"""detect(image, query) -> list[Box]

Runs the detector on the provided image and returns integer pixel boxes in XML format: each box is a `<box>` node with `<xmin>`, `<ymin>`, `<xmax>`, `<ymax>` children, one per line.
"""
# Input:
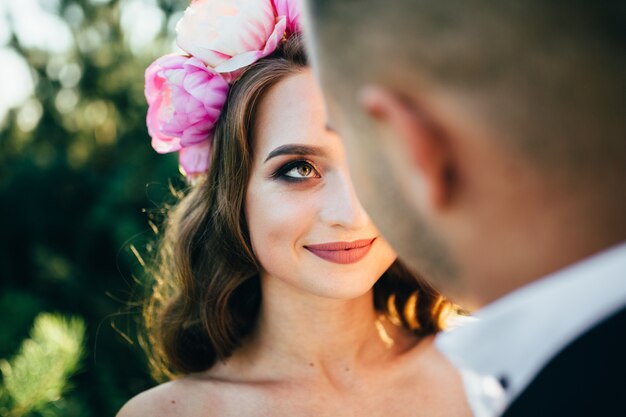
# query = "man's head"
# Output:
<box><xmin>304</xmin><ymin>0</ymin><xmax>626</xmax><ymax>307</ymax></box>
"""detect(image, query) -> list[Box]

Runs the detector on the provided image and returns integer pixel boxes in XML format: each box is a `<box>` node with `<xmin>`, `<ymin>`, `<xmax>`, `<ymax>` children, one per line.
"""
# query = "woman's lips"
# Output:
<box><xmin>304</xmin><ymin>238</ymin><xmax>376</xmax><ymax>264</ymax></box>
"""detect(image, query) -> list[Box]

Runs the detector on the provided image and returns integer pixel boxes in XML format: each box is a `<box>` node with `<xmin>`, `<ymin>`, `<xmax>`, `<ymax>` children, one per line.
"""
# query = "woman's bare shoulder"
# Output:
<box><xmin>400</xmin><ymin>336</ymin><xmax>473</xmax><ymax>416</ymax></box>
<box><xmin>401</xmin><ymin>334</ymin><xmax>463</xmax><ymax>385</ymax></box>
<box><xmin>116</xmin><ymin>380</ymin><xmax>191</xmax><ymax>417</ymax></box>
<box><xmin>116</xmin><ymin>377</ymin><xmax>221</xmax><ymax>417</ymax></box>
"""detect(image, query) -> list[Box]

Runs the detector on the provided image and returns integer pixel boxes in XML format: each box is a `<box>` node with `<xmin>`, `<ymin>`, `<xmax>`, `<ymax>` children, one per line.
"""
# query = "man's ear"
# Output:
<box><xmin>359</xmin><ymin>85</ymin><xmax>454</xmax><ymax>209</ymax></box>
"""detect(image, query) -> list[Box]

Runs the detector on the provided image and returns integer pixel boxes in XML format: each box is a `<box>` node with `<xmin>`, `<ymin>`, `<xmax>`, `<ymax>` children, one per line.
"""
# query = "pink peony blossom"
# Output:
<box><xmin>272</xmin><ymin>0</ymin><xmax>301</xmax><ymax>35</ymax></box>
<box><xmin>178</xmin><ymin>140</ymin><xmax>212</xmax><ymax>177</ymax></box>
<box><xmin>176</xmin><ymin>0</ymin><xmax>287</xmax><ymax>80</ymax></box>
<box><xmin>145</xmin><ymin>54</ymin><xmax>228</xmax><ymax>174</ymax></box>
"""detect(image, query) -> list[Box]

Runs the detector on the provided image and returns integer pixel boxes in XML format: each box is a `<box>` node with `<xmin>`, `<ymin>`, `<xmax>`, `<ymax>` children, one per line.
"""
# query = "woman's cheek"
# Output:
<box><xmin>264</xmin><ymin>192</ymin><xmax>314</xmax><ymax>243</ymax></box>
<box><xmin>247</xmin><ymin>183</ymin><xmax>317</xmax><ymax>268</ymax></box>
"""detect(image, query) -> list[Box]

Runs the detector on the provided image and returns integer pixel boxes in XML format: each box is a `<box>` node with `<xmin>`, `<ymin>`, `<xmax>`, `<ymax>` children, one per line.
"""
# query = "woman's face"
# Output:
<box><xmin>245</xmin><ymin>69</ymin><xmax>397</xmax><ymax>299</ymax></box>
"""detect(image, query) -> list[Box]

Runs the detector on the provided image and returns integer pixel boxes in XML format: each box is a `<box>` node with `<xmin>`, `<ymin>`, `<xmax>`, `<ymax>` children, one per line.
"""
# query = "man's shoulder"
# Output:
<box><xmin>503</xmin><ymin>304</ymin><xmax>626</xmax><ymax>417</ymax></box>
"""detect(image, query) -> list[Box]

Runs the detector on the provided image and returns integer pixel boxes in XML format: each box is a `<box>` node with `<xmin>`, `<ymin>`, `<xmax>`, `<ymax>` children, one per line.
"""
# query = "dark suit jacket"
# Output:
<box><xmin>502</xmin><ymin>304</ymin><xmax>626</xmax><ymax>417</ymax></box>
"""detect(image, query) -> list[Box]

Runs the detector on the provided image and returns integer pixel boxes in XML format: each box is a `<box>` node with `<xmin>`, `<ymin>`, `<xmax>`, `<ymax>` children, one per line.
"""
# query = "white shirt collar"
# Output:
<box><xmin>436</xmin><ymin>241</ymin><xmax>626</xmax><ymax>417</ymax></box>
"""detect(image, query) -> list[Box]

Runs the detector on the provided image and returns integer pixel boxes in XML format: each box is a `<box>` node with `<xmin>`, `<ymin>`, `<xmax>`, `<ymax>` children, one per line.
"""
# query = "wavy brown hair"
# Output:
<box><xmin>143</xmin><ymin>35</ymin><xmax>456</xmax><ymax>381</ymax></box>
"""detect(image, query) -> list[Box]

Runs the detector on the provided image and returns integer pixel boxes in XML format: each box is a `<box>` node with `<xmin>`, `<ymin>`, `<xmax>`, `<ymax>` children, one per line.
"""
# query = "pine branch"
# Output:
<box><xmin>0</xmin><ymin>313</ymin><xmax>86</xmax><ymax>417</ymax></box>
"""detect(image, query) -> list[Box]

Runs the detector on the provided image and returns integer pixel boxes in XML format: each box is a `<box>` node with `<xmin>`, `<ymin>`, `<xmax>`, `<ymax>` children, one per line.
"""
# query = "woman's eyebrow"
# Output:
<box><xmin>264</xmin><ymin>144</ymin><xmax>325</xmax><ymax>163</ymax></box>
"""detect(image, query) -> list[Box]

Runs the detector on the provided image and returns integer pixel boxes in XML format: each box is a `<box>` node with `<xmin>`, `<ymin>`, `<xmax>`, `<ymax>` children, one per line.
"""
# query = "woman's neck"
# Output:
<box><xmin>214</xmin><ymin>273</ymin><xmax>414</xmax><ymax>383</ymax></box>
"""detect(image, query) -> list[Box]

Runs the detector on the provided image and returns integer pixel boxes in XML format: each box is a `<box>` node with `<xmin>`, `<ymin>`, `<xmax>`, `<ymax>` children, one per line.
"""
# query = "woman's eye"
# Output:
<box><xmin>275</xmin><ymin>161</ymin><xmax>321</xmax><ymax>181</ymax></box>
<box><xmin>287</xmin><ymin>163</ymin><xmax>313</xmax><ymax>178</ymax></box>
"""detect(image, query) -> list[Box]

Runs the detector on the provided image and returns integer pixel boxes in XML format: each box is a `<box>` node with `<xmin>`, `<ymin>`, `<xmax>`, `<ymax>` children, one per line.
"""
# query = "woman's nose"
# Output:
<box><xmin>319</xmin><ymin>170</ymin><xmax>369</xmax><ymax>231</ymax></box>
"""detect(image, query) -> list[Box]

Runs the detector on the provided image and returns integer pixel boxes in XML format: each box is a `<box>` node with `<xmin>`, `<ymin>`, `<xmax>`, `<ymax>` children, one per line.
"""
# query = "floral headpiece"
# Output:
<box><xmin>145</xmin><ymin>0</ymin><xmax>302</xmax><ymax>178</ymax></box>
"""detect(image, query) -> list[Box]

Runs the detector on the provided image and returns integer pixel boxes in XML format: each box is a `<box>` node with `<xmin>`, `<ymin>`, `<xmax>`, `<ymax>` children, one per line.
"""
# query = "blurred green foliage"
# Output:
<box><xmin>0</xmin><ymin>313</ymin><xmax>86</xmax><ymax>417</ymax></box>
<box><xmin>0</xmin><ymin>0</ymin><xmax>188</xmax><ymax>415</ymax></box>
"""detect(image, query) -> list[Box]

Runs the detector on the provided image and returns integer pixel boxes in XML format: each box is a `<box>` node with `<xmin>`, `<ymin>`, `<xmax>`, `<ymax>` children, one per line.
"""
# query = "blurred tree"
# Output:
<box><xmin>0</xmin><ymin>0</ymin><xmax>188</xmax><ymax>415</ymax></box>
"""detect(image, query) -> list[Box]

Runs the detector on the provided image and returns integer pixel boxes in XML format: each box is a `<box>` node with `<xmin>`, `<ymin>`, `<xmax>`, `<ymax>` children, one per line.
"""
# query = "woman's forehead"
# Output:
<box><xmin>254</xmin><ymin>70</ymin><xmax>331</xmax><ymax>152</ymax></box>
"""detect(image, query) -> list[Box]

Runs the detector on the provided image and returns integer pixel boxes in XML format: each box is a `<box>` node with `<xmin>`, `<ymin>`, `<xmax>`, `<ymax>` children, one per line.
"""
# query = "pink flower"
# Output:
<box><xmin>272</xmin><ymin>0</ymin><xmax>301</xmax><ymax>35</ymax></box>
<box><xmin>176</xmin><ymin>0</ymin><xmax>287</xmax><ymax>80</ymax></box>
<box><xmin>179</xmin><ymin>140</ymin><xmax>212</xmax><ymax>177</ymax></box>
<box><xmin>145</xmin><ymin>54</ymin><xmax>228</xmax><ymax>174</ymax></box>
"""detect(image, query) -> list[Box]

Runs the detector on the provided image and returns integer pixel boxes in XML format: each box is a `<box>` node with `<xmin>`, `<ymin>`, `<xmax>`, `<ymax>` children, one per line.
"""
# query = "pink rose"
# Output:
<box><xmin>176</xmin><ymin>0</ymin><xmax>287</xmax><ymax>80</ymax></box>
<box><xmin>144</xmin><ymin>54</ymin><xmax>228</xmax><ymax>173</ymax></box>
<box><xmin>272</xmin><ymin>0</ymin><xmax>301</xmax><ymax>35</ymax></box>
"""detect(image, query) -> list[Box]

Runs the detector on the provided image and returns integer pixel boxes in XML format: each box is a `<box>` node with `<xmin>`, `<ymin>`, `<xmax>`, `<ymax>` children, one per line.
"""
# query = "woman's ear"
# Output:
<box><xmin>359</xmin><ymin>85</ymin><xmax>454</xmax><ymax>210</ymax></box>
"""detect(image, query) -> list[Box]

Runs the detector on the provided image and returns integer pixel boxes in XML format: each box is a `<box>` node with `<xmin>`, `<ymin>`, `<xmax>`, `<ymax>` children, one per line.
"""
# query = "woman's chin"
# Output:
<box><xmin>286</xmin><ymin>271</ymin><xmax>380</xmax><ymax>301</ymax></box>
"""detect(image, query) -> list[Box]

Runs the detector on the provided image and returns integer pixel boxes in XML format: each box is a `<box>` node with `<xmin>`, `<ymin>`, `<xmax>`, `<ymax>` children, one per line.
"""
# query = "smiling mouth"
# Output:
<box><xmin>304</xmin><ymin>238</ymin><xmax>376</xmax><ymax>264</ymax></box>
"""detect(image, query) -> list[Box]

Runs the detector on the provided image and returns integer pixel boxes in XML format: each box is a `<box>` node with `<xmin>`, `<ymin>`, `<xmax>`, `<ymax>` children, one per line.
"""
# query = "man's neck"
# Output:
<box><xmin>469</xmin><ymin>233</ymin><xmax>626</xmax><ymax>309</ymax></box>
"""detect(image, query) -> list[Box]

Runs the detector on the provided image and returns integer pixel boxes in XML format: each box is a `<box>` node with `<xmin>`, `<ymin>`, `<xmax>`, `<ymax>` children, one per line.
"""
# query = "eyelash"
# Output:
<box><xmin>271</xmin><ymin>159</ymin><xmax>322</xmax><ymax>183</ymax></box>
